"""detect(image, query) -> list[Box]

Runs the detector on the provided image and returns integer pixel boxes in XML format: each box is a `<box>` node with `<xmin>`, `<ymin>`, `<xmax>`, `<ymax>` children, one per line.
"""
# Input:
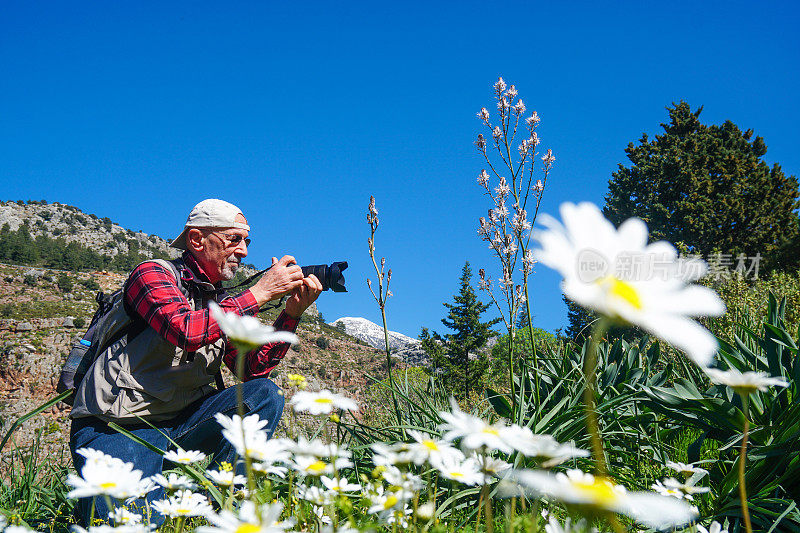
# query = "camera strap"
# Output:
<box><xmin>218</xmin><ymin>265</ymin><xmax>286</xmax><ymax>313</ymax></box>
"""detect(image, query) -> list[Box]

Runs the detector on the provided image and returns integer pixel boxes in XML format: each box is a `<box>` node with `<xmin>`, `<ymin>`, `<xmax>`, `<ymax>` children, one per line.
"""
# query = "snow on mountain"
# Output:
<box><xmin>330</xmin><ymin>316</ymin><xmax>427</xmax><ymax>365</ymax></box>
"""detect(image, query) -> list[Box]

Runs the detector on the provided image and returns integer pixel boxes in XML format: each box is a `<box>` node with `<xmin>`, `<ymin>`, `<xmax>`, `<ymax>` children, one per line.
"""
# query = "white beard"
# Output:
<box><xmin>221</xmin><ymin>260</ymin><xmax>240</xmax><ymax>281</ymax></box>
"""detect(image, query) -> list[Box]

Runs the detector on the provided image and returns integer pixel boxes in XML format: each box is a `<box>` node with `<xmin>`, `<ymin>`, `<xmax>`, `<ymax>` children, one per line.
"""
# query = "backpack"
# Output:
<box><xmin>57</xmin><ymin>259</ymin><xmax>194</xmax><ymax>405</ymax></box>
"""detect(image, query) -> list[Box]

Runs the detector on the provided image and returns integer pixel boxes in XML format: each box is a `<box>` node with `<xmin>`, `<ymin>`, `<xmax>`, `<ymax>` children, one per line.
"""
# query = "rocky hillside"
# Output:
<box><xmin>0</xmin><ymin>200</ymin><xmax>174</xmax><ymax>260</ymax></box>
<box><xmin>330</xmin><ymin>316</ymin><xmax>427</xmax><ymax>365</ymax></box>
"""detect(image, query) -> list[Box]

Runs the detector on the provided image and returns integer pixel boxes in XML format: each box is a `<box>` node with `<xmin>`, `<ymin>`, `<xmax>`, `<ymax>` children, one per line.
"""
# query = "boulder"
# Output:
<box><xmin>62</xmin><ymin>317</ymin><xmax>75</xmax><ymax>328</ymax></box>
<box><xmin>16</xmin><ymin>321</ymin><xmax>33</xmax><ymax>332</ymax></box>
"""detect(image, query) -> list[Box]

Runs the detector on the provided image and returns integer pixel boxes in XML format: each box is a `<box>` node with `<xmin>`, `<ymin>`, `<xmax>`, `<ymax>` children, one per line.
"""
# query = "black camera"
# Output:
<box><xmin>301</xmin><ymin>261</ymin><xmax>348</xmax><ymax>292</ymax></box>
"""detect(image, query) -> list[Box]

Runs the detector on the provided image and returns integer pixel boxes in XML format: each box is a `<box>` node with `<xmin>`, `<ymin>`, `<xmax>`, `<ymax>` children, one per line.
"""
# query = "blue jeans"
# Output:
<box><xmin>69</xmin><ymin>378</ymin><xmax>284</xmax><ymax>526</ymax></box>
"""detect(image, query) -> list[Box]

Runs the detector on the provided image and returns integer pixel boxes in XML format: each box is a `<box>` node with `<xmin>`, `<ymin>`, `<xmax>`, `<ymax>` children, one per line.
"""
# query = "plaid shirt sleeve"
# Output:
<box><xmin>125</xmin><ymin>261</ymin><xmax>299</xmax><ymax>380</ymax></box>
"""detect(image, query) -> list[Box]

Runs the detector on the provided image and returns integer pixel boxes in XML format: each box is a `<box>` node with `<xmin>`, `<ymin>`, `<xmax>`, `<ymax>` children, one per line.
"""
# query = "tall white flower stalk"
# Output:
<box><xmin>475</xmin><ymin>77</ymin><xmax>555</xmax><ymax>416</ymax></box>
<box><xmin>366</xmin><ymin>195</ymin><xmax>402</xmax><ymax>429</ymax></box>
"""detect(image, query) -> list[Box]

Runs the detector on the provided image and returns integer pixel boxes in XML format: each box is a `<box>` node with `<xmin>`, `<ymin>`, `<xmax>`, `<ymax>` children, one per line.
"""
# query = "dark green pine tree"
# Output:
<box><xmin>420</xmin><ymin>262</ymin><xmax>499</xmax><ymax>398</ymax></box>
<box><xmin>604</xmin><ymin>101</ymin><xmax>800</xmax><ymax>273</ymax></box>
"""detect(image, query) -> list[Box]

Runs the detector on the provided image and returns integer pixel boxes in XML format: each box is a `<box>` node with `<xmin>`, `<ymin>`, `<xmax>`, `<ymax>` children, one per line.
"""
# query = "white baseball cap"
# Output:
<box><xmin>170</xmin><ymin>199</ymin><xmax>250</xmax><ymax>250</ymax></box>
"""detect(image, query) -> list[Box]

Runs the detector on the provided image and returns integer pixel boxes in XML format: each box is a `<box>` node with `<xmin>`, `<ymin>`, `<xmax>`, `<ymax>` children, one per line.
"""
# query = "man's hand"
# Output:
<box><xmin>285</xmin><ymin>274</ymin><xmax>323</xmax><ymax>319</ymax></box>
<box><xmin>250</xmin><ymin>255</ymin><xmax>304</xmax><ymax>306</ymax></box>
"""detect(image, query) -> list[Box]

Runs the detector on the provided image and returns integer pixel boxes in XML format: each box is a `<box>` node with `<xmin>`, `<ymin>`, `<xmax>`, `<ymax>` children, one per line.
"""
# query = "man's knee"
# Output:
<box><xmin>242</xmin><ymin>378</ymin><xmax>285</xmax><ymax>430</ymax></box>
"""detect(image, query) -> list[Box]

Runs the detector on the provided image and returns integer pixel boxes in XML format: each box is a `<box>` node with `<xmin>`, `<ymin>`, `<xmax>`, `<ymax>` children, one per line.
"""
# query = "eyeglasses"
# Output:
<box><xmin>208</xmin><ymin>231</ymin><xmax>251</xmax><ymax>248</ymax></box>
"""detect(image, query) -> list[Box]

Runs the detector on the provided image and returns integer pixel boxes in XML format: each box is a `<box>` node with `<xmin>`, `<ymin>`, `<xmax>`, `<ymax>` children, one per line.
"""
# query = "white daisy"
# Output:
<box><xmin>151</xmin><ymin>489</ymin><xmax>212</xmax><ymax>518</ymax></box>
<box><xmin>696</xmin><ymin>521</ymin><xmax>728</xmax><ymax>533</ymax></box>
<box><xmin>502</xmin><ymin>428</ymin><xmax>589</xmax><ymax>467</ymax></box>
<box><xmin>290</xmin><ymin>455</ymin><xmax>333</xmax><ymax>477</ymax></box>
<box><xmin>109</xmin><ymin>507</ymin><xmax>143</xmax><ymax>525</ymax></box>
<box><xmin>252</xmin><ymin>462</ymin><xmax>288</xmax><ymax>478</ymax></box>
<box><xmin>652</xmin><ymin>479</ymin><xmax>689</xmax><ymax>500</ymax></box>
<box><xmin>290</xmin><ymin>389</ymin><xmax>358</xmax><ymax>415</ymax></box>
<box><xmin>312</xmin><ymin>505</ymin><xmax>333</xmax><ymax>525</ymax></box>
<box><xmin>163</xmin><ymin>448</ymin><xmax>207</xmax><ymax>465</ymax></box>
<box><xmin>434</xmin><ymin>456</ymin><xmax>484</xmax><ymax>486</ymax></box>
<box><xmin>663</xmin><ymin>477</ymin><xmax>711</xmax><ymax>498</ymax></box>
<box><xmin>214</xmin><ymin>412</ymin><xmax>271</xmax><ymax>459</ymax></box>
<box><xmin>533</xmin><ymin>202</ymin><xmax>725</xmax><ymax>367</ymax></box>
<box><xmin>416</xmin><ymin>501</ymin><xmax>436</xmax><ymax>520</ymax></box>
<box><xmin>320</xmin><ymin>475</ymin><xmax>362</xmax><ymax>493</ymax></box>
<box><xmin>72</xmin><ymin>526</ymin><xmax>153</xmax><ymax>533</ymax></box>
<box><xmin>704</xmin><ymin>367</ymin><xmax>789</xmax><ymax>395</ymax></box>
<box><xmin>205</xmin><ymin>469</ymin><xmax>247</xmax><ymax>487</ymax></box>
<box><xmin>67</xmin><ymin>455</ymin><xmax>149</xmax><ymax>500</ymax></box>
<box><xmin>380</xmin><ymin>466</ymin><xmax>424</xmax><ymax>492</ymax></box>
<box><xmin>666</xmin><ymin>461</ymin><xmax>709</xmax><ymax>479</ymax></box>
<box><xmin>76</xmin><ymin>448</ymin><xmax>124</xmax><ymax>467</ymax></box>
<box><xmin>544</xmin><ymin>516</ymin><xmax>598</xmax><ymax>533</ymax></box>
<box><xmin>289</xmin><ymin>436</ymin><xmax>332</xmax><ymax>459</ymax></box>
<box><xmin>438</xmin><ymin>400</ymin><xmax>513</xmax><ymax>453</ymax></box>
<box><xmin>197</xmin><ymin>500</ymin><xmax>293</xmax><ymax>533</ymax></box>
<box><xmin>406</xmin><ymin>429</ymin><xmax>464</xmax><ymax>467</ymax></box>
<box><xmin>380</xmin><ymin>504</ymin><xmax>412</xmax><ymax>528</ymax></box>
<box><xmin>5</xmin><ymin>526</ymin><xmax>35</xmax><ymax>533</ymax></box>
<box><xmin>476</xmin><ymin>455</ymin><xmax>512</xmax><ymax>483</ymax></box>
<box><xmin>298</xmin><ymin>485</ymin><xmax>335</xmax><ymax>506</ymax></box>
<box><xmin>511</xmin><ymin>468</ymin><xmax>697</xmax><ymax>530</ymax></box>
<box><xmin>209</xmin><ymin>301</ymin><xmax>298</xmax><ymax>352</ymax></box>
<box><xmin>150</xmin><ymin>473</ymin><xmax>197</xmax><ymax>491</ymax></box>
<box><xmin>366</xmin><ymin>486</ymin><xmax>410</xmax><ymax>514</ymax></box>
<box><xmin>370</xmin><ymin>441</ymin><xmax>414</xmax><ymax>466</ymax></box>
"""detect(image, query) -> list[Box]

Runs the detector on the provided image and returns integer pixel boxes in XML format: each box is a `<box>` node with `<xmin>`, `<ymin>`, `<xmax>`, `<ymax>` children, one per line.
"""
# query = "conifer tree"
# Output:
<box><xmin>604</xmin><ymin>101</ymin><xmax>800</xmax><ymax>272</ymax></box>
<box><xmin>421</xmin><ymin>262</ymin><xmax>499</xmax><ymax>398</ymax></box>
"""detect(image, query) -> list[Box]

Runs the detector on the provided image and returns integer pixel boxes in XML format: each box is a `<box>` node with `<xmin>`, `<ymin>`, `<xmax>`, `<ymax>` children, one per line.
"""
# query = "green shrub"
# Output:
<box><xmin>80</xmin><ymin>278</ymin><xmax>100</xmax><ymax>290</ymax></box>
<box><xmin>57</xmin><ymin>273</ymin><xmax>73</xmax><ymax>293</ymax></box>
<box><xmin>315</xmin><ymin>336</ymin><xmax>330</xmax><ymax>350</ymax></box>
<box><xmin>23</xmin><ymin>274</ymin><xmax>36</xmax><ymax>286</ymax></box>
<box><xmin>73</xmin><ymin>317</ymin><xmax>86</xmax><ymax>329</ymax></box>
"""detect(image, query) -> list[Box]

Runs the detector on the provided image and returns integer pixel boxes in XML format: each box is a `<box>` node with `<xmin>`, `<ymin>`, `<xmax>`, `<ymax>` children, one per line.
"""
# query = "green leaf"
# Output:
<box><xmin>485</xmin><ymin>388</ymin><xmax>513</xmax><ymax>419</ymax></box>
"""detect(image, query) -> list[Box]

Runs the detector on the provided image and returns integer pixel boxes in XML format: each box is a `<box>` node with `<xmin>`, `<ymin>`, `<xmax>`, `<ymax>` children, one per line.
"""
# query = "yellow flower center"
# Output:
<box><xmin>314</xmin><ymin>398</ymin><xmax>334</xmax><ymax>404</ymax></box>
<box><xmin>450</xmin><ymin>471</ymin><xmax>463</xmax><ymax>478</ymax></box>
<box><xmin>423</xmin><ymin>440</ymin><xmax>439</xmax><ymax>451</ymax></box>
<box><xmin>307</xmin><ymin>460</ymin><xmax>327</xmax><ymax>473</ymax></box>
<box><xmin>177</xmin><ymin>508</ymin><xmax>191</xmax><ymax>515</ymax></box>
<box><xmin>571</xmin><ymin>478</ymin><xmax>621</xmax><ymax>506</ymax></box>
<box><xmin>384</xmin><ymin>495</ymin><xmax>399</xmax><ymax>509</ymax></box>
<box><xmin>99</xmin><ymin>482</ymin><xmax>117</xmax><ymax>489</ymax></box>
<box><xmin>482</xmin><ymin>427</ymin><xmax>500</xmax><ymax>436</ymax></box>
<box><xmin>599</xmin><ymin>276</ymin><xmax>642</xmax><ymax>310</ymax></box>
<box><xmin>236</xmin><ymin>524</ymin><xmax>261</xmax><ymax>533</ymax></box>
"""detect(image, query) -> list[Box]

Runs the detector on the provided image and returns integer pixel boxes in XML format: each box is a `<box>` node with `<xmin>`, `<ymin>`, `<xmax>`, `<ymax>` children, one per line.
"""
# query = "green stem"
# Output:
<box><xmin>584</xmin><ymin>318</ymin><xmax>611</xmax><ymax>477</ymax></box>
<box><xmin>739</xmin><ymin>393</ymin><xmax>753</xmax><ymax>533</ymax></box>
<box><xmin>102</xmin><ymin>494</ymin><xmax>114</xmax><ymax>523</ymax></box>
<box><xmin>234</xmin><ymin>345</ymin><xmax>256</xmax><ymax>494</ymax></box>
<box><xmin>507</xmin><ymin>332</ymin><xmax>517</xmax><ymax>420</ymax></box>
<box><xmin>175</xmin><ymin>516</ymin><xmax>186</xmax><ymax>533</ymax></box>
<box><xmin>523</xmin><ymin>282</ymin><xmax>540</xmax><ymax>416</ymax></box>
<box><xmin>380</xmin><ymin>306</ymin><xmax>404</xmax><ymax>435</ymax></box>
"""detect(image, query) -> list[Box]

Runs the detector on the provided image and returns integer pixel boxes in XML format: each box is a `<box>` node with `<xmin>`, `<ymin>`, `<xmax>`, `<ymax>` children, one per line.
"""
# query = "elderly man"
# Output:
<box><xmin>69</xmin><ymin>199</ymin><xmax>322</xmax><ymax>524</ymax></box>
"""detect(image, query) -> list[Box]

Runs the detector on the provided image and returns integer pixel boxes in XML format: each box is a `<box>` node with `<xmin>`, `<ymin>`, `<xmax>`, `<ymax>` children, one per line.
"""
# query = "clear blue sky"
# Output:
<box><xmin>1</xmin><ymin>1</ymin><xmax>798</xmax><ymax>337</ymax></box>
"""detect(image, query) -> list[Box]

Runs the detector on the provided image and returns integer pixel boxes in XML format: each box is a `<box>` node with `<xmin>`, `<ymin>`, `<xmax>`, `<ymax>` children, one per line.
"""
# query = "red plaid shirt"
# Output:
<box><xmin>124</xmin><ymin>253</ymin><xmax>299</xmax><ymax>380</ymax></box>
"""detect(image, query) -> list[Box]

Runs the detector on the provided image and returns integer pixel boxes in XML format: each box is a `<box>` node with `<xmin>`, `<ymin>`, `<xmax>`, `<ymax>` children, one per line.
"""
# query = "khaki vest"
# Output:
<box><xmin>70</xmin><ymin>259</ymin><xmax>226</xmax><ymax>424</ymax></box>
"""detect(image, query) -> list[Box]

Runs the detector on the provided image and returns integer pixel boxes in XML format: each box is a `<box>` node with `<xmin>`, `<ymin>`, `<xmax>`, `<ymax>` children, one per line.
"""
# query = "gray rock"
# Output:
<box><xmin>16</xmin><ymin>321</ymin><xmax>33</xmax><ymax>332</ymax></box>
<box><xmin>62</xmin><ymin>317</ymin><xmax>75</xmax><ymax>328</ymax></box>
<box><xmin>24</xmin><ymin>269</ymin><xmax>44</xmax><ymax>279</ymax></box>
